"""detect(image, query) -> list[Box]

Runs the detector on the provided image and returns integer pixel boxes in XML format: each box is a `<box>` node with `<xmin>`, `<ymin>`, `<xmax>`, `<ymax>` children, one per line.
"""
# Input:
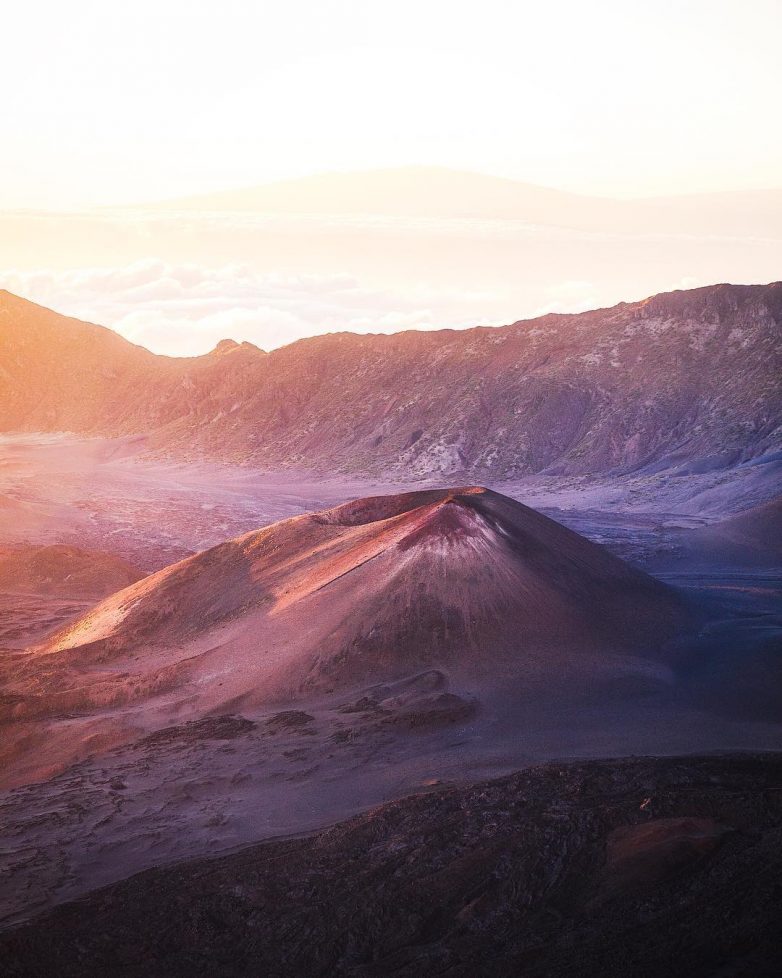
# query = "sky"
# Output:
<box><xmin>4</xmin><ymin>0</ymin><xmax>782</xmax><ymax>209</ymax></box>
<box><xmin>1</xmin><ymin>1</ymin><xmax>780</xmax><ymax>355</ymax></box>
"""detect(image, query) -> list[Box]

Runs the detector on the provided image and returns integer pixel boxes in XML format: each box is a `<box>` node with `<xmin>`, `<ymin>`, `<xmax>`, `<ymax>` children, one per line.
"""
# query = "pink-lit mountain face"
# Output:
<box><xmin>1</xmin><ymin>282</ymin><xmax>780</xmax><ymax>478</ymax></box>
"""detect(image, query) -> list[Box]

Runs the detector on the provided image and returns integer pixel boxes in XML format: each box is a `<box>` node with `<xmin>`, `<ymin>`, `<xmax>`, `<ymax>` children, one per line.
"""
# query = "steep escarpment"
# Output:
<box><xmin>1</xmin><ymin>282</ymin><xmax>780</xmax><ymax>477</ymax></box>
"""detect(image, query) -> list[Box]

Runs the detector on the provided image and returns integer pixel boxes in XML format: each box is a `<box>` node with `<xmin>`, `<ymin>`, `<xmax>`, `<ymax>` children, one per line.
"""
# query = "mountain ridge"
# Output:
<box><xmin>1</xmin><ymin>282</ymin><xmax>780</xmax><ymax>478</ymax></box>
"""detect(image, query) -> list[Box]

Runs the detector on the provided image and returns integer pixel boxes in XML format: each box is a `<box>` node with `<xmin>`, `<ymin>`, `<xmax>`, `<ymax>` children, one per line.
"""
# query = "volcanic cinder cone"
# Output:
<box><xmin>6</xmin><ymin>488</ymin><xmax>689</xmax><ymax>730</ymax></box>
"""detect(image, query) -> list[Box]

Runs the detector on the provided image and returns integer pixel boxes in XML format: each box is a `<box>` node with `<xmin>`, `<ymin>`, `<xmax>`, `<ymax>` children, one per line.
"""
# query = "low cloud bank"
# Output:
<box><xmin>0</xmin><ymin>260</ymin><xmax>499</xmax><ymax>356</ymax></box>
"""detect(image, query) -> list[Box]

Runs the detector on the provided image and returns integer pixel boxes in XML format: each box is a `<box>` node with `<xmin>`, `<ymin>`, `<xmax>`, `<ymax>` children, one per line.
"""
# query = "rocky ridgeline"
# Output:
<box><xmin>1</xmin><ymin>282</ymin><xmax>780</xmax><ymax>478</ymax></box>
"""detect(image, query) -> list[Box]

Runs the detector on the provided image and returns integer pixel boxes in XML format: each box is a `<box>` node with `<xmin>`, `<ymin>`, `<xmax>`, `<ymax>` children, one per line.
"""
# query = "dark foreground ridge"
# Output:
<box><xmin>4</xmin><ymin>753</ymin><xmax>782</xmax><ymax>977</ymax></box>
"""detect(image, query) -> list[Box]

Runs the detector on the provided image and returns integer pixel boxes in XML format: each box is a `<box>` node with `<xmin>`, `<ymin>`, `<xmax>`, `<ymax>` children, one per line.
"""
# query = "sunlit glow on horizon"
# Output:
<box><xmin>3</xmin><ymin>0</ymin><xmax>782</xmax><ymax>210</ymax></box>
<box><xmin>3</xmin><ymin>0</ymin><xmax>780</xmax><ymax>356</ymax></box>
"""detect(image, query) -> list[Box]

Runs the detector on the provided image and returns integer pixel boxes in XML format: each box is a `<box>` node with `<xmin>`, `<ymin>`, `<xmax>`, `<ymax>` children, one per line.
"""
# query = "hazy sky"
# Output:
<box><xmin>5</xmin><ymin>0</ymin><xmax>781</xmax><ymax>208</ymax></box>
<box><xmin>2</xmin><ymin>0</ymin><xmax>780</xmax><ymax>356</ymax></box>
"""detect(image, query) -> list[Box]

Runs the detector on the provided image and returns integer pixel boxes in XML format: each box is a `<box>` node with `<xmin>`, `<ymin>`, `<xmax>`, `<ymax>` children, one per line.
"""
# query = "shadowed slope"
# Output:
<box><xmin>688</xmin><ymin>496</ymin><xmax>782</xmax><ymax>567</ymax></box>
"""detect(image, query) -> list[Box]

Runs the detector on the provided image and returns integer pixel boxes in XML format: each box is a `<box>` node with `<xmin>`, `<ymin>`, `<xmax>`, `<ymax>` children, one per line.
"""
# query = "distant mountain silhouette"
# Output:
<box><xmin>155</xmin><ymin>166</ymin><xmax>782</xmax><ymax>239</ymax></box>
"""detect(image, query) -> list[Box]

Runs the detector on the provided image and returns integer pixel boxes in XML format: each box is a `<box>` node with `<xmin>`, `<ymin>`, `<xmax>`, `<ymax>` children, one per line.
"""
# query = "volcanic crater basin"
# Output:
<box><xmin>2</xmin><ymin>486</ymin><xmax>781</xmax><ymax>932</ymax></box>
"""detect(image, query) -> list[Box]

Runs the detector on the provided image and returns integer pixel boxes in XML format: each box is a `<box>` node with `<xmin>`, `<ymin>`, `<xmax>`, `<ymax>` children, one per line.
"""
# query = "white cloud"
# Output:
<box><xmin>531</xmin><ymin>280</ymin><xmax>601</xmax><ymax>318</ymax></box>
<box><xmin>0</xmin><ymin>260</ymin><xmax>496</xmax><ymax>356</ymax></box>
